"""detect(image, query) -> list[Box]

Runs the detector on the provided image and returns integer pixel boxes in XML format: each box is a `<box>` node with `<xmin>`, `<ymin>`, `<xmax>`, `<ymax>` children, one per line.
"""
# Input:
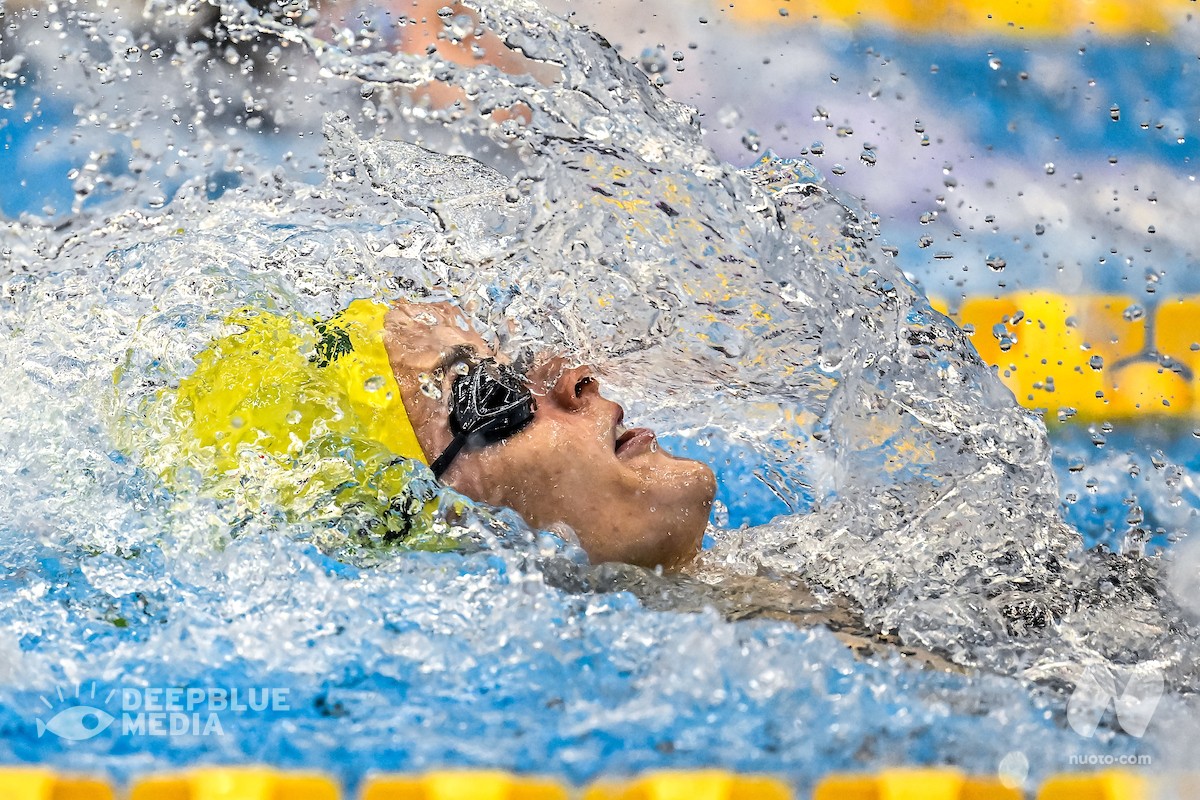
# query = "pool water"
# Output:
<box><xmin>1</xmin><ymin>0</ymin><xmax>1198</xmax><ymax>794</ymax></box>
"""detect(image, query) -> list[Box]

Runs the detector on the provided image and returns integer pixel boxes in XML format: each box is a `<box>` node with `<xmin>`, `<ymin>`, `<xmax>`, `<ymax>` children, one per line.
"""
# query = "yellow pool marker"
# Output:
<box><xmin>932</xmin><ymin>293</ymin><xmax>1200</xmax><ymax>420</ymax></box>
<box><xmin>814</xmin><ymin>768</ymin><xmax>1020</xmax><ymax>799</ymax></box>
<box><xmin>583</xmin><ymin>769</ymin><xmax>791</xmax><ymax>800</ymax></box>
<box><xmin>1037</xmin><ymin>769</ymin><xmax>1147</xmax><ymax>800</ymax></box>
<box><xmin>0</xmin><ymin>768</ymin><xmax>114</xmax><ymax>800</ymax></box>
<box><xmin>360</xmin><ymin>770</ymin><xmax>568</xmax><ymax>800</ymax></box>
<box><xmin>129</xmin><ymin>767</ymin><xmax>338</xmax><ymax>800</ymax></box>
<box><xmin>725</xmin><ymin>0</ymin><xmax>1186</xmax><ymax>36</ymax></box>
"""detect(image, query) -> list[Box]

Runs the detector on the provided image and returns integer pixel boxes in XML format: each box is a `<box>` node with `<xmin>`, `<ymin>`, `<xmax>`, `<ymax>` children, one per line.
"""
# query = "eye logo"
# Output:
<box><xmin>36</xmin><ymin>683</ymin><xmax>117</xmax><ymax>741</ymax></box>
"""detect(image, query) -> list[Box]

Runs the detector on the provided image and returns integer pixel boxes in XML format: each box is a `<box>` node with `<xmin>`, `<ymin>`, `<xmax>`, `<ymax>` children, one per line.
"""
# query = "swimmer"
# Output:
<box><xmin>164</xmin><ymin>297</ymin><xmax>716</xmax><ymax>571</ymax></box>
<box><xmin>383</xmin><ymin>300</ymin><xmax>717</xmax><ymax>570</ymax></box>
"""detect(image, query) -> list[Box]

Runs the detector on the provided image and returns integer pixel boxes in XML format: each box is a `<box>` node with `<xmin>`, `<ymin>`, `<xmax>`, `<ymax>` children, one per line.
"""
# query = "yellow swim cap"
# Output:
<box><xmin>172</xmin><ymin>298</ymin><xmax>427</xmax><ymax>471</ymax></box>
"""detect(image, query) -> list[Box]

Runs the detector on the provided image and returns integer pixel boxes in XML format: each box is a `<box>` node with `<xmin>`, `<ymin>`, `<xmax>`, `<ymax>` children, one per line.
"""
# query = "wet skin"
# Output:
<box><xmin>382</xmin><ymin>301</ymin><xmax>717</xmax><ymax>570</ymax></box>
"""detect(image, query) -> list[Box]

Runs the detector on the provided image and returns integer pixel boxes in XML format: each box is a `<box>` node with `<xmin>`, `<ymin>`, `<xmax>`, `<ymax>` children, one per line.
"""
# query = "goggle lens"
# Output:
<box><xmin>429</xmin><ymin>358</ymin><xmax>536</xmax><ymax>477</ymax></box>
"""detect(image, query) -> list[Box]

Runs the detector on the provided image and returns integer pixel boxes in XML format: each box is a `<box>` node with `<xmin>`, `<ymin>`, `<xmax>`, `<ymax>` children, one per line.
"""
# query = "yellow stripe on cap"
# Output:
<box><xmin>173</xmin><ymin>298</ymin><xmax>426</xmax><ymax>470</ymax></box>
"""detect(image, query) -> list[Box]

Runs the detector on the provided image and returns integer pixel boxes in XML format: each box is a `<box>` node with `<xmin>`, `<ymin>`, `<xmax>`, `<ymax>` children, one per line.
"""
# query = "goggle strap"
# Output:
<box><xmin>429</xmin><ymin>432</ymin><xmax>468</xmax><ymax>479</ymax></box>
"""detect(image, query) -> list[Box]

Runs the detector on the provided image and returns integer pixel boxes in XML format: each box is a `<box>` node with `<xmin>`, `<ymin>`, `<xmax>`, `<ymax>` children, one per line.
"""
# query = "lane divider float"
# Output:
<box><xmin>931</xmin><ymin>293</ymin><xmax>1200</xmax><ymax>421</ymax></box>
<box><xmin>725</xmin><ymin>0</ymin><xmax>1187</xmax><ymax>36</ymax></box>
<box><xmin>0</xmin><ymin>766</ymin><xmax>1176</xmax><ymax>799</ymax></box>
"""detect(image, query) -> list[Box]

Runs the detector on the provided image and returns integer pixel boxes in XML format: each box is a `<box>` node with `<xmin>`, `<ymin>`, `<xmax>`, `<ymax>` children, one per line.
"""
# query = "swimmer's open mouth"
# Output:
<box><xmin>614</xmin><ymin>424</ymin><xmax>656</xmax><ymax>458</ymax></box>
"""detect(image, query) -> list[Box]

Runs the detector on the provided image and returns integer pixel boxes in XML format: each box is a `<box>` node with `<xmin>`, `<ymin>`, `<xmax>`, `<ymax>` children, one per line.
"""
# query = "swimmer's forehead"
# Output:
<box><xmin>383</xmin><ymin>300</ymin><xmax>545</xmax><ymax>376</ymax></box>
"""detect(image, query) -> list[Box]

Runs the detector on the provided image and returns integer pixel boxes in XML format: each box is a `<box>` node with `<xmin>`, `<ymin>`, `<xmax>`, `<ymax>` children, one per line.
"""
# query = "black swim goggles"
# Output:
<box><xmin>429</xmin><ymin>357</ymin><xmax>537</xmax><ymax>478</ymax></box>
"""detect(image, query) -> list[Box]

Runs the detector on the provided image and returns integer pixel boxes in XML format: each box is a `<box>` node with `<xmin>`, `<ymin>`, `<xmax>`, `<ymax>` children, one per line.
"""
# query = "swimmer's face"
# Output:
<box><xmin>383</xmin><ymin>301</ymin><xmax>716</xmax><ymax>570</ymax></box>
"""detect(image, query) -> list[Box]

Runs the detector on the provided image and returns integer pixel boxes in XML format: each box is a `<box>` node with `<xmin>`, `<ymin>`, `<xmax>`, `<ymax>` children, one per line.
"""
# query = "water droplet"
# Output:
<box><xmin>986</xmin><ymin>255</ymin><xmax>1006</xmax><ymax>271</ymax></box>
<box><xmin>363</xmin><ymin>375</ymin><xmax>385</xmax><ymax>392</ymax></box>
<box><xmin>1110</xmin><ymin>104</ymin><xmax>1120</xmax><ymax>121</ymax></box>
<box><xmin>830</xmin><ymin>164</ymin><xmax>846</xmax><ymax>175</ymax></box>
<box><xmin>813</xmin><ymin>106</ymin><xmax>829</xmax><ymax>121</ymax></box>
<box><xmin>988</xmin><ymin>56</ymin><xmax>1002</xmax><ymax>70</ymax></box>
<box><xmin>1122</xmin><ymin>304</ymin><xmax>1145</xmax><ymax>322</ymax></box>
<box><xmin>741</xmin><ymin>130</ymin><xmax>761</xmax><ymax>153</ymax></box>
<box><xmin>285</xmin><ymin>410</ymin><xmax>302</xmax><ymax>425</ymax></box>
<box><xmin>638</xmin><ymin>48</ymin><xmax>667</xmax><ymax>75</ymax></box>
<box><xmin>917</xmin><ymin>235</ymin><xmax>933</xmax><ymax>248</ymax></box>
<box><xmin>418</xmin><ymin>372</ymin><xmax>443</xmax><ymax>400</ymax></box>
<box><xmin>808</xmin><ymin>141</ymin><xmax>824</xmax><ymax>156</ymax></box>
<box><xmin>859</xmin><ymin>149</ymin><xmax>876</xmax><ymax>166</ymax></box>
<box><xmin>437</xmin><ymin>6</ymin><xmax>453</xmax><ymax>18</ymax></box>
<box><xmin>1089</xmin><ymin>354</ymin><xmax>1104</xmax><ymax>370</ymax></box>
<box><xmin>1034</xmin><ymin>223</ymin><xmax>1045</xmax><ymax>236</ymax></box>
<box><xmin>1044</xmin><ymin>162</ymin><xmax>1055</xmax><ymax>175</ymax></box>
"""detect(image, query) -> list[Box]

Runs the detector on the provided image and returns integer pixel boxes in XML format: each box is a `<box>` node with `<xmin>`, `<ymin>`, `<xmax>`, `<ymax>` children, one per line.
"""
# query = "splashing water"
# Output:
<box><xmin>2</xmin><ymin>0</ymin><xmax>1198</xmax><ymax>789</ymax></box>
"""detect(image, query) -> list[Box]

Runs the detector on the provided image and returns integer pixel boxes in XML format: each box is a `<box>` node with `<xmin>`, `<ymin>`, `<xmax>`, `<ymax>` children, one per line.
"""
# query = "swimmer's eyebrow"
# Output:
<box><xmin>430</xmin><ymin>344</ymin><xmax>479</xmax><ymax>375</ymax></box>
